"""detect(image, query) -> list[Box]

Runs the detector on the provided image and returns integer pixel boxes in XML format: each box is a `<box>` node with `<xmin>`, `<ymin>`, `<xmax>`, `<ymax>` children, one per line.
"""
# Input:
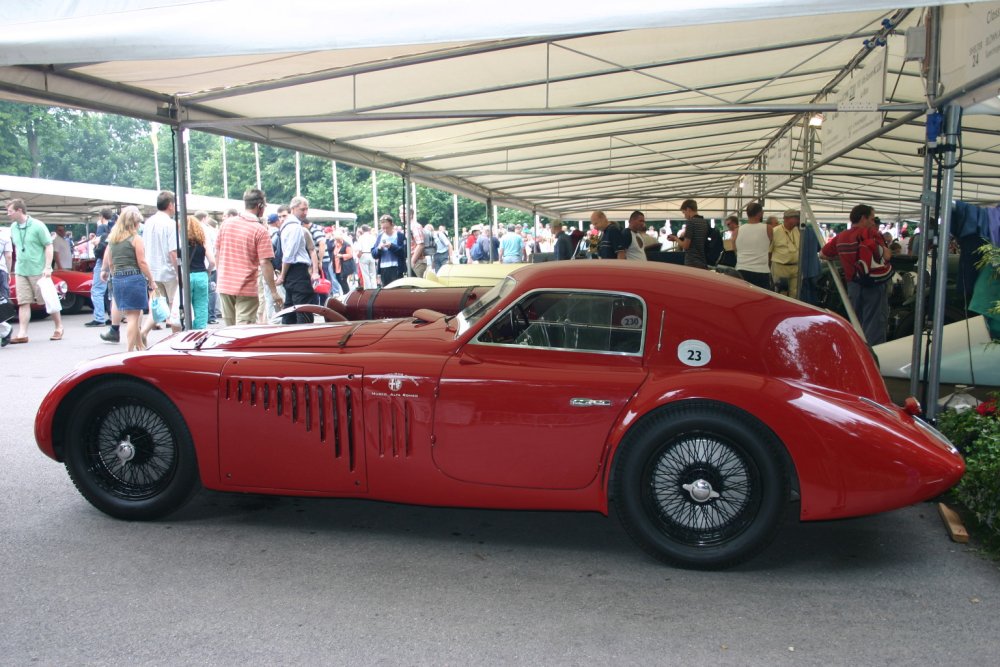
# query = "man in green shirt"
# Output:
<box><xmin>6</xmin><ymin>198</ymin><xmax>64</xmax><ymax>343</ymax></box>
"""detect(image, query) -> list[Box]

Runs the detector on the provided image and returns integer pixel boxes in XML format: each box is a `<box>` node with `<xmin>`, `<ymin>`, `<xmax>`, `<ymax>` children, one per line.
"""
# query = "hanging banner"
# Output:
<box><xmin>820</xmin><ymin>48</ymin><xmax>887</xmax><ymax>158</ymax></box>
<box><xmin>939</xmin><ymin>1</ymin><xmax>1000</xmax><ymax>108</ymax></box>
<box><xmin>765</xmin><ymin>132</ymin><xmax>792</xmax><ymax>192</ymax></box>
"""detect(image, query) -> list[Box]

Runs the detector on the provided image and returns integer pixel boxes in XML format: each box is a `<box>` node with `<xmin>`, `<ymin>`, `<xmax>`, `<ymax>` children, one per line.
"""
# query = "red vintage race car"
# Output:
<box><xmin>34</xmin><ymin>262</ymin><xmax>963</xmax><ymax>569</ymax></box>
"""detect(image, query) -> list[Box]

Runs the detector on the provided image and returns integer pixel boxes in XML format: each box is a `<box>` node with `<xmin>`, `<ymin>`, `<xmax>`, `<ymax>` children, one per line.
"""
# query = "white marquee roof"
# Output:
<box><xmin>1</xmin><ymin>1</ymin><xmax>998</xmax><ymax>223</ymax></box>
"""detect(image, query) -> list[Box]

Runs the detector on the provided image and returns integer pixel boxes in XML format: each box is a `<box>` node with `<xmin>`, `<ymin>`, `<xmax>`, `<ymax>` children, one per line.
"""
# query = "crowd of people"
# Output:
<box><xmin>2</xmin><ymin>190</ymin><xmax>913</xmax><ymax>349</ymax></box>
<box><xmin>557</xmin><ymin>199</ymin><xmax>899</xmax><ymax>345</ymax></box>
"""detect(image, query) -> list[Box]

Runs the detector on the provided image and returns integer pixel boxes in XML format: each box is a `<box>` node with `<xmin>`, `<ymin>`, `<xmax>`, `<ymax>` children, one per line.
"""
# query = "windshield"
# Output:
<box><xmin>454</xmin><ymin>277</ymin><xmax>517</xmax><ymax>335</ymax></box>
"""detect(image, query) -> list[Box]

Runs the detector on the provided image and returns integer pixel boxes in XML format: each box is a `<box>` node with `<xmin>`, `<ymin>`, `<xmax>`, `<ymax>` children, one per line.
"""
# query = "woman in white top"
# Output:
<box><xmin>735</xmin><ymin>201</ymin><xmax>773</xmax><ymax>290</ymax></box>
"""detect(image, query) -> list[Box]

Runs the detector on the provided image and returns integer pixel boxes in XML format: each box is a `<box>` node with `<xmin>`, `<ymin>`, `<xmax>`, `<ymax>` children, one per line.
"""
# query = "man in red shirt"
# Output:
<box><xmin>464</xmin><ymin>226</ymin><xmax>481</xmax><ymax>262</ymax></box>
<box><xmin>820</xmin><ymin>203</ymin><xmax>890</xmax><ymax>345</ymax></box>
<box><xmin>215</xmin><ymin>188</ymin><xmax>283</xmax><ymax>325</ymax></box>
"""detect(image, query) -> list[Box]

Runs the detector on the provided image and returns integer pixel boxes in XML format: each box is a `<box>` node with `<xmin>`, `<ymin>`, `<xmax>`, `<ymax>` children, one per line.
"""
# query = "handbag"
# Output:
<box><xmin>37</xmin><ymin>276</ymin><xmax>62</xmax><ymax>314</ymax></box>
<box><xmin>150</xmin><ymin>295</ymin><xmax>170</xmax><ymax>323</ymax></box>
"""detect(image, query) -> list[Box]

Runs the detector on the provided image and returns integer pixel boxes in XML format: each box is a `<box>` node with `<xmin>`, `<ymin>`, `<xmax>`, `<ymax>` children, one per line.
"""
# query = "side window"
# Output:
<box><xmin>477</xmin><ymin>291</ymin><xmax>644</xmax><ymax>354</ymax></box>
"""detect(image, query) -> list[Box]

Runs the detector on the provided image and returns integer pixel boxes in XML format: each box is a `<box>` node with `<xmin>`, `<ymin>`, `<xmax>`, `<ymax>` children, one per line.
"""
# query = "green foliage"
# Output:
<box><xmin>0</xmin><ymin>100</ymin><xmax>545</xmax><ymax>230</ymax></box>
<box><xmin>976</xmin><ymin>240</ymin><xmax>1000</xmax><ymax>321</ymax></box>
<box><xmin>937</xmin><ymin>395</ymin><xmax>1000</xmax><ymax>537</ymax></box>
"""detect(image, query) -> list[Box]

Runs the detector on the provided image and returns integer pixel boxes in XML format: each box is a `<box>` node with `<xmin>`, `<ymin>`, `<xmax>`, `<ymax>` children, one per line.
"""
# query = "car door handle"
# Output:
<box><xmin>570</xmin><ymin>398</ymin><xmax>612</xmax><ymax>407</ymax></box>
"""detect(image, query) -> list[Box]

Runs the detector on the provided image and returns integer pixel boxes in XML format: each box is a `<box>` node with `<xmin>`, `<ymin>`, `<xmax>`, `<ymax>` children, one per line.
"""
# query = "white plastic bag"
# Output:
<box><xmin>37</xmin><ymin>276</ymin><xmax>62</xmax><ymax>314</ymax></box>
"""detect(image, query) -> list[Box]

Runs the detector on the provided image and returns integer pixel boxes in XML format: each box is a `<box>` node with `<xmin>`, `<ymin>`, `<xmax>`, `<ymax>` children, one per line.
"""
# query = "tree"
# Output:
<box><xmin>0</xmin><ymin>100</ymin><xmax>549</xmax><ymax>232</ymax></box>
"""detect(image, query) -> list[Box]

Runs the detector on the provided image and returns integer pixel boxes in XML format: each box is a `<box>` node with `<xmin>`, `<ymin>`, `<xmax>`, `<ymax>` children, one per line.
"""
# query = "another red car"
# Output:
<box><xmin>53</xmin><ymin>269</ymin><xmax>94</xmax><ymax>314</ymax></box>
<box><xmin>34</xmin><ymin>262</ymin><xmax>963</xmax><ymax>569</ymax></box>
<box><xmin>8</xmin><ymin>273</ymin><xmax>68</xmax><ymax>317</ymax></box>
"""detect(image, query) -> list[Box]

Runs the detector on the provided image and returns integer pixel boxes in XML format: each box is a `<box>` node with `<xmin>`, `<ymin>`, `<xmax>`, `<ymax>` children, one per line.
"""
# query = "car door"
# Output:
<box><xmin>218</xmin><ymin>357</ymin><xmax>365</xmax><ymax>493</ymax></box>
<box><xmin>432</xmin><ymin>290</ymin><xmax>648</xmax><ymax>490</ymax></box>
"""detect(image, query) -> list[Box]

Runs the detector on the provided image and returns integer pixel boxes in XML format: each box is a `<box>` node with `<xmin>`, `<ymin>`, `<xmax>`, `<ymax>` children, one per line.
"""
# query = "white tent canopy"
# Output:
<box><xmin>1</xmin><ymin>1</ymin><xmax>998</xmax><ymax>222</ymax></box>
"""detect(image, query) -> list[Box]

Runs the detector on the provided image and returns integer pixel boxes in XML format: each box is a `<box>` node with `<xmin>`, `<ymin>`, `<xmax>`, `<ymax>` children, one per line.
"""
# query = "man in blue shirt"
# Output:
<box><xmin>499</xmin><ymin>225</ymin><xmax>524</xmax><ymax>263</ymax></box>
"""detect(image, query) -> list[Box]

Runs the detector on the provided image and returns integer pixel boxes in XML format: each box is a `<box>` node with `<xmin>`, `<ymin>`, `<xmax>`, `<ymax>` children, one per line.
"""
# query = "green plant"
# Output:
<box><xmin>973</xmin><ymin>241</ymin><xmax>1000</xmax><ymax>342</ymax></box>
<box><xmin>937</xmin><ymin>394</ymin><xmax>1000</xmax><ymax>537</ymax></box>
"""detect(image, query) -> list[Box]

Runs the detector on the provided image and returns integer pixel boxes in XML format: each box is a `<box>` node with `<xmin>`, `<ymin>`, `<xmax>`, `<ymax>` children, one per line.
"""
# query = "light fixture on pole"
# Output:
<box><xmin>809</xmin><ymin>113</ymin><xmax>825</xmax><ymax>127</ymax></box>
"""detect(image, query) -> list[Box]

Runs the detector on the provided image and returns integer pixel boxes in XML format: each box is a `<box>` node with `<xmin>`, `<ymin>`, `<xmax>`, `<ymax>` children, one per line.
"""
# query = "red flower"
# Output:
<box><xmin>976</xmin><ymin>400</ymin><xmax>997</xmax><ymax>417</ymax></box>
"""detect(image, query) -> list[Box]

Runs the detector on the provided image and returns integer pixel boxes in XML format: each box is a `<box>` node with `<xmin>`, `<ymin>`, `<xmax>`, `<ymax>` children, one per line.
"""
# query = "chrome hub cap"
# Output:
<box><xmin>682</xmin><ymin>479</ymin><xmax>720</xmax><ymax>503</ymax></box>
<box><xmin>115</xmin><ymin>436</ymin><xmax>136</xmax><ymax>465</ymax></box>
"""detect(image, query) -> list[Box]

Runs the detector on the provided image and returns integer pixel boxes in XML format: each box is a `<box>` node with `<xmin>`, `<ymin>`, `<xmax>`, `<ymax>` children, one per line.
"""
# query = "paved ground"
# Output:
<box><xmin>2</xmin><ymin>312</ymin><xmax>998</xmax><ymax>665</ymax></box>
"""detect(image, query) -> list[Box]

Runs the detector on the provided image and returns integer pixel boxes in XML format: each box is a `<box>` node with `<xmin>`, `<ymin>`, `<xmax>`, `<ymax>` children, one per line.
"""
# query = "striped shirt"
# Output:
<box><xmin>216</xmin><ymin>212</ymin><xmax>273</xmax><ymax>297</ymax></box>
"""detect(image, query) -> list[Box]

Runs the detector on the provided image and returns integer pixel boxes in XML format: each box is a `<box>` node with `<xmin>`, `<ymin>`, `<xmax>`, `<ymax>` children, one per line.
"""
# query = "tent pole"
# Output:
<box><xmin>403</xmin><ymin>173</ymin><xmax>413</xmax><ymax>276</ymax></box>
<box><xmin>174</xmin><ymin>121</ymin><xmax>192</xmax><ymax>332</ymax></box>
<box><xmin>925</xmin><ymin>104</ymin><xmax>962</xmax><ymax>422</ymax></box>
<box><xmin>294</xmin><ymin>152</ymin><xmax>301</xmax><ymax>197</ymax></box>
<box><xmin>151</xmin><ymin>123</ymin><xmax>161</xmax><ymax>191</ymax></box>
<box><xmin>371</xmin><ymin>169</ymin><xmax>378</xmax><ymax>226</ymax></box>
<box><xmin>453</xmin><ymin>194</ymin><xmax>459</xmax><ymax>255</ymax></box>
<box><xmin>909</xmin><ymin>6</ymin><xmax>941</xmax><ymax>403</ymax></box>
<box><xmin>220</xmin><ymin>135</ymin><xmax>229</xmax><ymax>200</ymax></box>
<box><xmin>332</xmin><ymin>160</ymin><xmax>340</xmax><ymax>212</ymax></box>
<box><xmin>254</xmin><ymin>143</ymin><xmax>261</xmax><ymax>189</ymax></box>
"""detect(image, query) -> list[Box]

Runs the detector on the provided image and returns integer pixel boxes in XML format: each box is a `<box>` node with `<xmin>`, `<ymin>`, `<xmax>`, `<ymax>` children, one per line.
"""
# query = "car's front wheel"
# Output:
<box><xmin>613</xmin><ymin>401</ymin><xmax>790</xmax><ymax>569</ymax></box>
<box><xmin>64</xmin><ymin>379</ymin><xmax>199</xmax><ymax>520</ymax></box>
<box><xmin>60</xmin><ymin>292</ymin><xmax>85</xmax><ymax>314</ymax></box>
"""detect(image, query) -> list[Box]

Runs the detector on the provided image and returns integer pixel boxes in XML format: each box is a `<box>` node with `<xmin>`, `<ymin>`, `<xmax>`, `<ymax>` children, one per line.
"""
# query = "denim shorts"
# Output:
<box><xmin>112</xmin><ymin>271</ymin><xmax>149</xmax><ymax>311</ymax></box>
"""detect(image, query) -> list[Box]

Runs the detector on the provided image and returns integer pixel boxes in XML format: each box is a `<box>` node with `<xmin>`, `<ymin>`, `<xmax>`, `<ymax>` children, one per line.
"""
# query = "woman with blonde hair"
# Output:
<box><xmin>99</xmin><ymin>206</ymin><xmax>155</xmax><ymax>351</ymax></box>
<box><xmin>186</xmin><ymin>215</ymin><xmax>215</xmax><ymax>328</ymax></box>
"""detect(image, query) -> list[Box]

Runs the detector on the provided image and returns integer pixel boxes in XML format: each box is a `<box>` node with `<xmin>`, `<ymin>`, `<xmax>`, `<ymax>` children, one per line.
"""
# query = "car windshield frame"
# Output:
<box><xmin>454</xmin><ymin>276</ymin><xmax>517</xmax><ymax>337</ymax></box>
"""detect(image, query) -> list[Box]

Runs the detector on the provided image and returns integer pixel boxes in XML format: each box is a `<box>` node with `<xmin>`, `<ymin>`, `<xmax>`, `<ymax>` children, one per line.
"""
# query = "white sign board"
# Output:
<box><xmin>765</xmin><ymin>132</ymin><xmax>792</xmax><ymax>192</ymax></box>
<box><xmin>939</xmin><ymin>1</ymin><xmax>1000</xmax><ymax>107</ymax></box>
<box><xmin>821</xmin><ymin>49</ymin><xmax>886</xmax><ymax>158</ymax></box>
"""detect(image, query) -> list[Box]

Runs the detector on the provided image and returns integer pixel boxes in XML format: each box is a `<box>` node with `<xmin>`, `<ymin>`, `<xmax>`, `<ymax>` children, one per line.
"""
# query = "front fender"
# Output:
<box><xmin>36</xmin><ymin>352</ymin><xmax>229</xmax><ymax>488</ymax></box>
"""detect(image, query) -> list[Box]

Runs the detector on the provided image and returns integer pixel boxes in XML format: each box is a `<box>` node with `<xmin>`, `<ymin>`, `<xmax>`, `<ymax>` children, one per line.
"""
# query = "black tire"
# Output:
<box><xmin>64</xmin><ymin>379</ymin><xmax>199</xmax><ymax>520</ymax></box>
<box><xmin>612</xmin><ymin>401</ymin><xmax>789</xmax><ymax>569</ymax></box>
<box><xmin>61</xmin><ymin>293</ymin><xmax>84</xmax><ymax>314</ymax></box>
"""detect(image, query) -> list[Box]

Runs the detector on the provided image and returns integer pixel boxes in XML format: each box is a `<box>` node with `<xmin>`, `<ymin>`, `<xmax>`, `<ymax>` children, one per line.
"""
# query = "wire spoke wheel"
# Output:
<box><xmin>643</xmin><ymin>434</ymin><xmax>760</xmax><ymax>547</ymax></box>
<box><xmin>87</xmin><ymin>401</ymin><xmax>178</xmax><ymax>500</ymax></box>
<box><xmin>65</xmin><ymin>380</ymin><xmax>199</xmax><ymax>520</ymax></box>
<box><xmin>613</xmin><ymin>401</ymin><xmax>789</xmax><ymax>569</ymax></box>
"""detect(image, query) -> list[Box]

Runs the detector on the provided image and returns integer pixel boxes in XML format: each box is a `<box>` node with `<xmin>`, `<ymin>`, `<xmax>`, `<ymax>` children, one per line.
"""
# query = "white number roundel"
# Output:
<box><xmin>677</xmin><ymin>339</ymin><xmax>711</xmax><ymax>367</ymax></box>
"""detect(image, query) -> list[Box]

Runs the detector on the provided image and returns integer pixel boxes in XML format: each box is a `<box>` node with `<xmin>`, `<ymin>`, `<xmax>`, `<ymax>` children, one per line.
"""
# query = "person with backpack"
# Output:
<box><xmin>431</xmin><ymin>225</ymin><xmax>452</xmax><ymax>271</ymax></box>
<box><xmin>467</xmin><ymin>227</ymin><xmax>483</xmax><ymax>262</ymax></box>
<box><xmin>475</xmin><ymin>226</ymin><xmax>500</xmax><ymax>262</ymax></box>
<box><xmin>820</xmin><ymin>203</ymin><xmax>890</xmax><ymax>345</ymax></box>
<box><xmin>276</xmin><ymin>197</ymin><xmax>320</xmax><ymax>324</ymax></box>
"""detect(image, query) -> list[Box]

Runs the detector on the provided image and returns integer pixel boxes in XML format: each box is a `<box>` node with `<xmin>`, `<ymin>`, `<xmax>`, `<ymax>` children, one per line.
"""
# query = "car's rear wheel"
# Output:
<box><xmin>613</xmin><ymin>401</ymin><xmax>789</xmax><ymax>569</ymax></box>
<box><xmin>64</xmin><ymin>379</ymin><xmax>199</xmax><ymax>520</ymax></box>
